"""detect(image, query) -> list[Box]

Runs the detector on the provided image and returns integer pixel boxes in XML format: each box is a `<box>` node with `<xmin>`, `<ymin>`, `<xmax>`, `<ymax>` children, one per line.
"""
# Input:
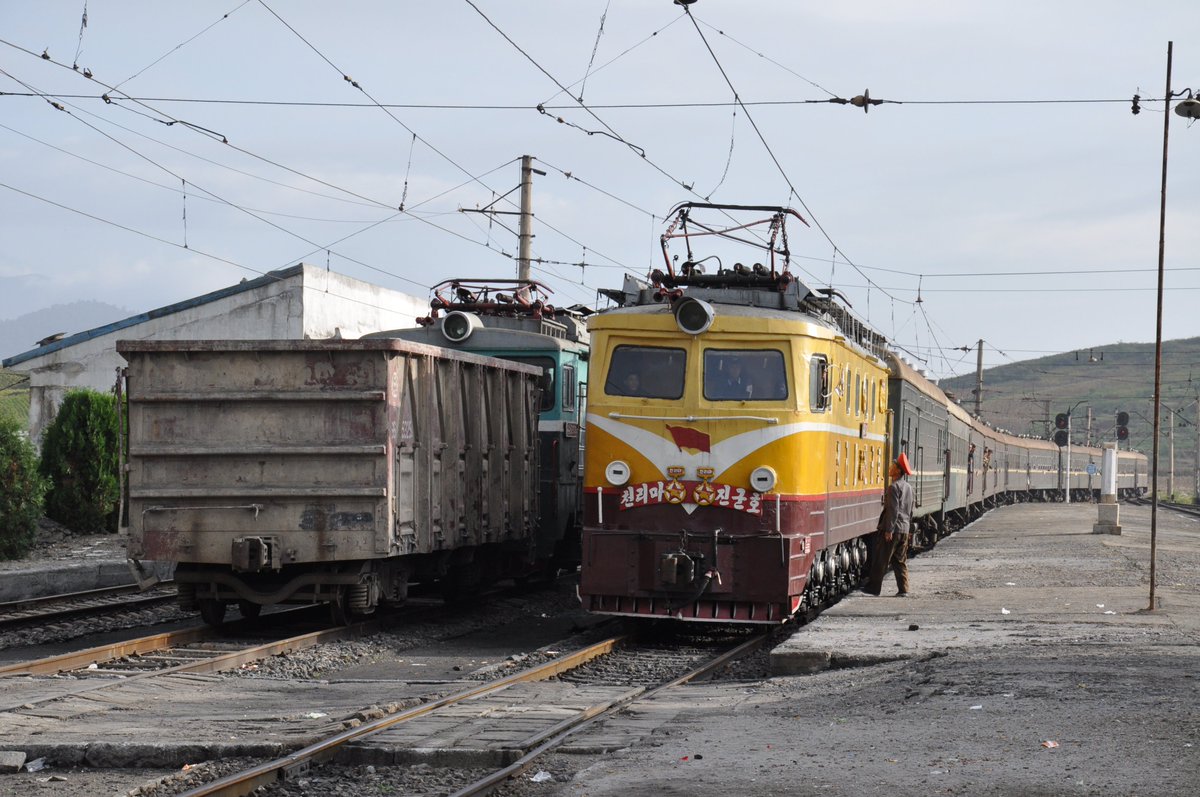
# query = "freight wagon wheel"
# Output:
<box><xmin>198</xmin><ymin>599</ymin><xmax>227</xmax><ymax>626</ymax></box>
<box><xmin>237</xmin><ymin>600</ymin><xmax>262</xmax><ymax>620</ymax></box>
<box><xmin>329</xmin><ymin>588</ymin><xmax>352</xmax><ymax>626</ymax></box>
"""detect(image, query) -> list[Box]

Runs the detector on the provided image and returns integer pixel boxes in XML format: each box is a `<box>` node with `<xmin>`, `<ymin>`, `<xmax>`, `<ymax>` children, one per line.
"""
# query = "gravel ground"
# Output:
<box><xmin>0</xmin><ymin>518</ymin><xmax>127</xmax><ymax>572</ymax></box>
<box><xmin>3</xmin><ymin>503</ymin><xmax>1196</xmax><ymax>796</ymax></box>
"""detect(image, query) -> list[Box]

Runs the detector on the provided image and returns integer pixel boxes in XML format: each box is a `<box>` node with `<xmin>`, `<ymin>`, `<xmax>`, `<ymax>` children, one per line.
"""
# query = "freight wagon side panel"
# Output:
<box><xmin>120</xmin><ymin>340</ymin><xmax>541</xmax><ymax>604</ymax></box>
<box><xmin>122</xmin><ymin>344</ymin><xmax>396</xmax><ymax>567</ymax></box>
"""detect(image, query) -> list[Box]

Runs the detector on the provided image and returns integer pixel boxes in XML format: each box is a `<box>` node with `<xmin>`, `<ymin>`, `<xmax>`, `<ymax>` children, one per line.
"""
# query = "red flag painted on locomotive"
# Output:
<box><xmin>666</xmin><ymin>424</ymin><xmax>711</xmax><ymax>453</ymax></box>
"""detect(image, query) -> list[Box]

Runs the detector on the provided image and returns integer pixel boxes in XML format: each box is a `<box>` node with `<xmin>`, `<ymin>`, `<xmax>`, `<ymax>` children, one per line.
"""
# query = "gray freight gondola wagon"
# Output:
<box><xmin>118</xmin><ymin>339</ymin><xmax>541</xmax><ymax>624</ymax></box>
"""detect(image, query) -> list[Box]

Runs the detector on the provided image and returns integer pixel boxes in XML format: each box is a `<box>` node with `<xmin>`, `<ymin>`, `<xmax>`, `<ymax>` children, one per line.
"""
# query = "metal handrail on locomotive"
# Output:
<box><xmin>577</xmin><ymin>203</ymin><xmax>1148</xmax><ymax>626</ymax></box>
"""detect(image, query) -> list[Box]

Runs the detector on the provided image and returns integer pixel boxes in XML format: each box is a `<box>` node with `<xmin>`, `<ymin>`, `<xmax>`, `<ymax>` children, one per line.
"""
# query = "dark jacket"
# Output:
<box><xmin>880</xmin><ymin>478</ymin><xmax>915</xmax><ymax>536</ymax></box>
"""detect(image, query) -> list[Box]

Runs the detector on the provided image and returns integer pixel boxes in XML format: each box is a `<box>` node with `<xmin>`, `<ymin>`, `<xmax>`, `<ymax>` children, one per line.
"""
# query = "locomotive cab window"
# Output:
<box><xmin>703</xmin><ymin>349</ymin><xmax>787</xmax><ymax>401</ymax></box>
<box><xmin>809</xmin><ymin>355</ymin><xmax>829</xmax><ymax>412</ymax></box>
<box><xmin>502</xmin><ymin>355</ymin><xmax>555</xmax><ymax>412</ymax></box>
<box><xmin>561</xmin><ymin>364</ymin><xmax>576</xmax><ymax>412</ymax></box>
<box><xmin>605</xmin><ymin>345</ymin><xmax>686</xmax><ymax>399</ymax></box>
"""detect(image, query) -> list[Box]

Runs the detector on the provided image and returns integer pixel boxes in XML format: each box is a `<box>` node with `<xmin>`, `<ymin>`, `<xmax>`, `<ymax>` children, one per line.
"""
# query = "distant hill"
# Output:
<box><xmin>939</xmin><ymin>337</ymin><xmax>1200</xmax><ymax>498</ymax></box>
<box><xmin>0</xmin><ymin>301</ymin><xmax>129</xmax><ymax>361</ymax></box>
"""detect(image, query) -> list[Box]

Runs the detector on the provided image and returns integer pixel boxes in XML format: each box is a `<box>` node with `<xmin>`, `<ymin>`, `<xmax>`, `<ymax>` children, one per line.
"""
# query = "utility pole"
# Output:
<box><xmin>1086</xmin><ymin>406</ymin><xmax>1093</xmax><ymax>448</ymax></box>
<box><xmin>974</xmin><ymin>339</ymin><xmax>984</xmax><ymax>418</ymax></box>
<box><xmin>1066</xmin><ymin>413</ymin><xmax>1073</xmax><ymax>505</ymax></box>
<box><xmin>1168</xmin><ymin>405</ymin><xmax>1176</xmax><ymax>499</ymax></box>
<box><xmin>517</xmin><ymin>154</ymin><xmax>535</xmax><ymax>282</ymax></box>
<box><xmin>1194</xmin><ymin>400</ymin><xmax>1199</xmax><ymax>503</ymax></box>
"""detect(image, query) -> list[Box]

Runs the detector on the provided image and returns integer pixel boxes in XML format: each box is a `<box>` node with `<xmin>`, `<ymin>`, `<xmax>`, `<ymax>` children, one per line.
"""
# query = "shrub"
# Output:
<box><xmin>40</xmin><ymin>389</ymin><xmax>120</xmax><ymax>533</ymax></box>
<box><xmin>0</xmin><ymin>417</ymin><xmax>46</xmax><ymax>559</ymax></box>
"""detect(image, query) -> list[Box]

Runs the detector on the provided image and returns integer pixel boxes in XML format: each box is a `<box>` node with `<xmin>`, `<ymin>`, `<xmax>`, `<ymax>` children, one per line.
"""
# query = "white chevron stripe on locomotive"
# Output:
<box><xmin>587</xmin><ymin>412</ymin><xmax>884</xmax><ymax>483</ymax></box>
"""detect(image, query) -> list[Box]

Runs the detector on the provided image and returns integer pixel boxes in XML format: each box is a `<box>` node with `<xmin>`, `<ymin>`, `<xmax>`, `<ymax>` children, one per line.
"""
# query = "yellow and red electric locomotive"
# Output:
<box><xmin>578</xmin><ymin>204</ymin><xmax>890</xmax><ymax>623</ymax></box>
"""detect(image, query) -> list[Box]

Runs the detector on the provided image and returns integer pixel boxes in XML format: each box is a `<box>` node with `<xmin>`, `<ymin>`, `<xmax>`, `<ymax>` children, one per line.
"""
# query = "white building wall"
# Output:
<box><xmin>6</xmin><ymin>264</ymin><xmax>425</xmax><ymax>443</ymax></box>
<box><xmin>299</xmin><ymin>267</ymin><xmax>428</xmax><ymax>340</ymax></box>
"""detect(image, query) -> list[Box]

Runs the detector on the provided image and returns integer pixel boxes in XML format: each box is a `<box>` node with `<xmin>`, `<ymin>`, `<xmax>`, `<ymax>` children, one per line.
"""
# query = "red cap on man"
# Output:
<box><xmin>895</xmin><ymin>452</ymin><xmax>913</xmax><ymax>476</ymax></box>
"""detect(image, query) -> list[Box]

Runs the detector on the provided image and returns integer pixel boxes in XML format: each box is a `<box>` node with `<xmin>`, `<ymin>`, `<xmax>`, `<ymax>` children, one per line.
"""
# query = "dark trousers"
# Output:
<box><xmin>865</xmin><ymin>531</ymin><xmax>910</xmax><ymax>595</ymax></box>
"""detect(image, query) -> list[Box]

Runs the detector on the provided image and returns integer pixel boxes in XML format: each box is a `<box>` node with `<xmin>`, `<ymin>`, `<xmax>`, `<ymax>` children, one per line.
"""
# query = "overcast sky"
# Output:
<box><xmin>2</xmin><ymin>1</ymin><xmax>1198</xmax><ymax>380</ymax></box>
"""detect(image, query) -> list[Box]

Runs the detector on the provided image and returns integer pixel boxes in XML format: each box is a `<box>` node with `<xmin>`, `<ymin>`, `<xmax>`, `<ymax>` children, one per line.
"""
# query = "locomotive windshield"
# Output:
<box><xmin>703</xmin><ymin>349</ymin><xmax>788</xmax><ymax>401</ymax></box>
<box><xmin>605</xmin><ymin>345</ymin><xmax>686</xmax><ymax>399</ymax></box>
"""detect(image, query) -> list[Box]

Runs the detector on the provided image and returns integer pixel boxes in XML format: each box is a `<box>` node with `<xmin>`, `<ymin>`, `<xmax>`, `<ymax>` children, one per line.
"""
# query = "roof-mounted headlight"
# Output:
<box><xmin>441</xmin><ymin>311</ymin><xmax>483</xmax><ymax>343</ymax></box>
<box><xmin>673</xmin><ymin>297</ymin><xmax>714</xmax><ymax>335</ymax></box>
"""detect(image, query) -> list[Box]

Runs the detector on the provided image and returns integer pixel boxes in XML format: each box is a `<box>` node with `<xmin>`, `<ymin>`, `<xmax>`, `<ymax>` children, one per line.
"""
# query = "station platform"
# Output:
<box><xmin>768</xmin><ymin>500</ymin><xmax>1200</xmax><ymax>676</ymax></box>
<box><xmin>0</xmin><ymin>530</ymin><xmax>146</xmax><ymax>603</ymax></box>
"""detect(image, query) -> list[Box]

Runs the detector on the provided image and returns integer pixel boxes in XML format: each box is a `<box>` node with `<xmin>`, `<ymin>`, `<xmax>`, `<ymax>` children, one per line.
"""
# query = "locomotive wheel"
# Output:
<box><xmin>237</xmin><ymin>600</ymin><xmax>262</xmax><ymax>620</ymax></box>
<box><xmin>198</xmin><ymin>599</ymin><xmax>227</xmax><ymax>626</ymax></box>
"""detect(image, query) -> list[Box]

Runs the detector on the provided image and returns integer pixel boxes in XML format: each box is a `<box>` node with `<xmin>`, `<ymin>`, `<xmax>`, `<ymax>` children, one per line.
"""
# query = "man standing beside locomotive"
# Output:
<box><xmin>864</xmin><ymin>452</ymin><xmax>916</xmax><ymax>596</ymax></box>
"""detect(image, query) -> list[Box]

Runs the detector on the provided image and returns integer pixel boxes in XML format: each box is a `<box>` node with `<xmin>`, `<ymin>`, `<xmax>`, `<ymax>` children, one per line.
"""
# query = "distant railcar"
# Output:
<box><xmin>368</xmin><ymin>279</ymin><xmax>589</xmax><ymax>575</ymax></box>
<box><xmin>120</xmin><ymin>338</ymin><xmax>542</xmax><ymax>624</ymax></box>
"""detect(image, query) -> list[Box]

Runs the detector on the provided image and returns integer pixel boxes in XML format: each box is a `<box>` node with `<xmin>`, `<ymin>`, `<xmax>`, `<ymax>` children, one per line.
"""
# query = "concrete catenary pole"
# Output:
<box><xmin>1168</xmin><ymin>404</ymin><xmax>1175</xmax><ymax>499</ymax></box>
<box><xmin>518</xmin><ymin>155</ymin><xmax>534</xmax><ymax>282</ymax></box>
<box><xmin>974</xmin><ymin>339</ymin><xmax>984</xmax><ymax>418</ymax></box>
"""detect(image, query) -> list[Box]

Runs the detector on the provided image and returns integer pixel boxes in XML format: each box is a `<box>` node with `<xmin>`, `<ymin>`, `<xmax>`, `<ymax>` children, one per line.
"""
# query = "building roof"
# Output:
<box><xmin>2</xmin><ymin>266</ymin><xmax>304</xmax><ymax>368</ymax></box>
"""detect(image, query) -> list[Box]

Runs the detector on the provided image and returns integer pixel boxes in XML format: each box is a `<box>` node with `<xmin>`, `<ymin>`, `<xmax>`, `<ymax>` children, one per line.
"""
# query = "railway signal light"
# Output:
<box><xmin>1054</xmin><ymin>413</ymin><xmax>1069</xmax><ymax>430</ymax></box>
<box><xmin>1054</xmin><ymin>429</ymin><xmax>1069</xmax><ymax>447</ymax></box>
<box><xmin>1116</xmin><ymin>411</ymin><xmax>1129</xmax><ymax>441</ymax></box>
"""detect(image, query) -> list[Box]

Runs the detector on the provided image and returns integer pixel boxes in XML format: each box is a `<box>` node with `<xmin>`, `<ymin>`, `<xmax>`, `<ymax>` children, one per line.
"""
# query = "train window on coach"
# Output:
<box><xmin>605</xmin><ymin>345</ymin><xmax>686</xmax><ymax>399</ymax></box>
<box><xmin>809</xmin><ymin>355</ymin><xmax>829</xmax><ymax>412</ymax></box>
<box><xmin>703</xmin><ymin>349</ymin><xmax>787</xmax><ymax>401</ymax></box>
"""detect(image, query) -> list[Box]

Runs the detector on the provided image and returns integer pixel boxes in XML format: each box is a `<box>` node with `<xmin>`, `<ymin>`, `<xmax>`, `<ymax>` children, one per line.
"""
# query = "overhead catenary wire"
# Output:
<box><xmin>252</xmin><ymin>3</ymin><xmax>633</xmax><ymax>296</ymax></box>
<box><xmin>676</xmin><ymin>4</ymin><xmax>911</xmax><ymax>316</ymax></box>
<box><xmin>0</xmin><ymin>92</ymin><xmax>1163</xmax><ymax>112</ymax></box>
<box><xmin>1</xmin><ymin>44</ymin><xmax>590</xmax><ymax>299</ymax></box>
<box><xmin>3</xmin><ymin>67</ymin><xmax>437</xmax><ymax>289</ymax></box>
<box><xmin>0</xmin><ymin>177</ymin><xmax>446</xmax><ymax>319</ymax></box>
<box><xmin>110</xmin><ymin>0</ymin><xmax>253</xmax><ymax>92</ymax></box>
<box><xmin>255</xmin><ymin>0</ymin><xmax>518</xmax><ymax>214</ymax></box>
<box><xmin>6</xmin><ymin>7</ymin><xmax>1193</xmax><ymax>371</ymax></box>
<box><xmin>4</xmin><ymin>39</ymin><xmax>633</xmax><ymax>309</ymax></box>
<box><xmin>577</xmin><ymin>0</ymin><xmax>611</xmax><ymax>103</ymax></box>
<box><xmin>70</xmin><ymin>0</ymin><xmax>88</xmax><ymax>71</ymax></box>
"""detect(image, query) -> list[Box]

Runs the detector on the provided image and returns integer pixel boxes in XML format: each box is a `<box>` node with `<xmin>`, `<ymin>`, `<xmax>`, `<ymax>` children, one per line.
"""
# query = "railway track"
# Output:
<box><xmin>173</xmin><ymin>628</ymin><xmax>775</xmax><ymax>797</ymax></box>
<box><xmin>0</xmin><ymin>582</ymin><xmax>177</xmax><ymax>631</ymax></box>
<box><xmin>1127</xmin><ymin>496</ymin><xmax>1200</xmax><ymax>518</ymax></box>
<box><xmin>0</xmin><ymin>606</ymin><xmax>359</xmax><ymax>713</ymax></box>
<box><xmin>1160</xmin><ymin>499</ymin><xmax>1200</xmax><ymax>518</ymax></box>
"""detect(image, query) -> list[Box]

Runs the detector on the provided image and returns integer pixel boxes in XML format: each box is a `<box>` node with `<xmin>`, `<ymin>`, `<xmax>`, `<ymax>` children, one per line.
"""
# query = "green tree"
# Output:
<box><xmin>0</xmin><ymin>417</ymin><xmax>46</xmax><ymax>559</ymax></box>
<box><xmin>40</xmin><ymin>389</ymin><xmax>120</xmax><ymax>533</ymax></box>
